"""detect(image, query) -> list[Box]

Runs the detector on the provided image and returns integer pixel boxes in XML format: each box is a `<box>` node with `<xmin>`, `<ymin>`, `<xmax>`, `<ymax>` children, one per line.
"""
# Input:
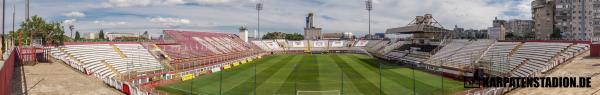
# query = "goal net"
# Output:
<box><xmin>296</xmin><ymin>90</ymin><xmax>341</xmax><ymax>95</ymax></box>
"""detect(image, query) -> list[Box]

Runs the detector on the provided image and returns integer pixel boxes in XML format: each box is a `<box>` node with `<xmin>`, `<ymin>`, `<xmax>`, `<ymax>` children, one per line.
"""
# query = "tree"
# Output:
<box><xmin>505</xmin><ymin>32</ymin><xmax>515</xmax><ymax>39</ymax></box>
<box><xmin>262</xmin><ymin>32</ymin><xmax>285</xmax><ymax>39</ymax></box>
<box><xmin>524</xmin><ymin>31</ymin><xmax>536</xmax><ymax>39</ymax></box>
<box><xmin>75</xmin><ymin>31</ymin><xmax>81</xmax><ymax>41</ymax></box>
<box><xmin>98</xmin><ymin>29</ymin><xmax>105</xmax><ymax>40</ymax></box>
<box><xmin>550</xmin><ymin>28</ymin><xmax>562</xmax><ymax>40</ymax></box>
<box><xmin>285</xmin><ymin>33</ymin><xmax>304</xmax><ymax>40</ymax></box>
<box><xmin>262</xmin><ymin>32</ymin><xmax>304</xmax><ymax>40</ymax></box>
<box><xmin>10</xmin><ymin>15</ymin><xmax>67</xmax><ymax>46</ymax></box>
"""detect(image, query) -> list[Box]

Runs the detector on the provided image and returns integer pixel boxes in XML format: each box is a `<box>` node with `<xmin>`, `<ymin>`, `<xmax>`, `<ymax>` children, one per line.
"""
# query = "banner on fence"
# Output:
<box><xmin>233</xmin><ymin>62</ymin><xmax>240</xmax><ymax>67</ymax></box>
<box><xmin>247</xmin><ymin>58</ymin><xmax>253</xmax><ymax>62</ymax></box>
<box><xmin>181</xmin><ymin>74</ymin><xmax>194</xmax><ymax>81</ymax></box>
<box><xmin>224</xmin><ymin>64</ymin><xmax>232</xmax><ymax>69</ymax></box>
<box><xmin>211</xmin><ymin>68</ymin><xmax>221</xmax><ymax>72</ymax></box>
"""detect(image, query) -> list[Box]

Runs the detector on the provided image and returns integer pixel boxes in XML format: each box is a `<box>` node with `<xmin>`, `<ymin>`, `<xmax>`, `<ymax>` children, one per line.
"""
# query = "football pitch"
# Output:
<box><xmin>156</xmin><ymin>54</ymin><xmax>466</xmax><ymax>95</ymax></box>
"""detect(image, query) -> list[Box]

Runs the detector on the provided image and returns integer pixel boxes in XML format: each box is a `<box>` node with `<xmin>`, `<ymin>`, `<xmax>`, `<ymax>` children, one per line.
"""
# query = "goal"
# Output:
<box><xmin>296</xmin><ymin>90</ymin><xmax>341</xmax><ymax>95</ymax></box>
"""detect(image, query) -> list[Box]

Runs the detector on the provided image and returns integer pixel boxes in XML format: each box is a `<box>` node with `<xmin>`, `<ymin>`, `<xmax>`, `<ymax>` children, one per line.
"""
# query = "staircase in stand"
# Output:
<box><xmin>473</xmin><ymin>41</ymin><xmax>496</xmax><ymax>64</ymax></box>
<box><xmin>508</xmin><ymin>42</ymin><xmax>524</xmax><ymax>57</ymax></box>
<box><xmin>101</xmin><ymin>60</ymin><xmax>122</xmax><ymax>79</ymax></box>
<box><xmin>111</xmin><ymin>44</ymin><xmax>127</xmax><ymax>59</ymax></box>
<box><xmin>509</xmin><ymin>59</ymin><xmax>529</xmax><ymax>76</ymax></box>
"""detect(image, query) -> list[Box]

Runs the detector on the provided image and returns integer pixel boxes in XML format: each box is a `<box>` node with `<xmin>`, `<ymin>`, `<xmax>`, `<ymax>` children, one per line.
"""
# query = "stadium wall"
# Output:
<box><xmin>592</xmin><ymin>43</ymin><xmax>600</xmax><ymax>57</ymax></box>
<box><xmin>0</xmin><ymin>49</ymin><xmax>18</xmax><ymax>95</ymax></box>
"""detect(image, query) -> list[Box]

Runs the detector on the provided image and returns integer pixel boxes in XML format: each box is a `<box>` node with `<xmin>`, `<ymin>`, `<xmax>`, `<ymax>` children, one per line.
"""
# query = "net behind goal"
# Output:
<box><xmin>296</xmin><ymin>90</ymin><xmax>341</xmax><ymax>95</ymax></box>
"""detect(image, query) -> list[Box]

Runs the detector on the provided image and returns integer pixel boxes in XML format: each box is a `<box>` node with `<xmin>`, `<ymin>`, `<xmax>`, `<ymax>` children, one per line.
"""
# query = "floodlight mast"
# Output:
<box><xmin>256</xmin><ymin>2</ymin><xmax>263</xmax><ymax>40</ymax></box>
<box><xmin>255</xmin><ymin>2</ymin><xmax>263</xmax><ymax>95</ymax></box>
<box><xmin>366</xmin><ymin>0</ymin><xmax>381</xmax><ymax>95</ymax></box>
<box><xmin>3</xmin><ymin>0</ymin><xmax>6</xmax><ymax>54</ymax></box>
<box><xmin>26</xmin><ymin>0</ymin><xmax>29</xmax><ymax>18</ymax></box>
<box><xmin>366</xmin><ymin>0</ymin><xmax>372</xmax><ymax>40</ymax></box>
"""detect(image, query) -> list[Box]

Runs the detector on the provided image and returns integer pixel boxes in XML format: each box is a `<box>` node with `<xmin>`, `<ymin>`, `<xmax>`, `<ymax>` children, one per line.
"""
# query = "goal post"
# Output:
<box><xmin>296</xmin><ymin>90</ymin><xmax>341</xmax><ymax>95</ymax></box>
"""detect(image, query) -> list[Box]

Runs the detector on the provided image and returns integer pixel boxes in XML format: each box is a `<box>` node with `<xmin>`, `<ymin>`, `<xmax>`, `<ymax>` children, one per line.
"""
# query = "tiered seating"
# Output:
<box><xmin>364</xmin><ymin>40</ymin><xmax>382</xmax><ymax>49</ymax></box>
<box><xmin>368</xmin><ymin>41</ymin><xmax>389</xmax><ymax>54</ymax></box>
<box><xmin>479</xmin><ymin>42</ymin><xmax>520</xmax><ymax>75</ymax></box>
<box><xmin>560</xmin><ymin>44</ymin><xmax>589</xmax><ymax>59</ymax></box>
<box><xmin>51</xmin><ymin>44</ymin><xmax>163</xmax><ymax>91</ymax></box>
<box><xmin>252</xmin><ymin>40</ymin><xmax>284</xmax><ymax>52</ymax></box>
<box><xmin>264</xmin><ymin>40</ymin><xmax>284</xmax><ymax>51</ymax></box>
<box><xmin>115</xmin><ymin>44</ymin><xmax>163</xmax><ymax>68</ymax></box>
<box><xmin>427</xmin><ymin>40</ymin><xmax>494</xmax><ymax>69</ymax></box>
<box><xmin>275</xmin><ymin>39</ymin><xmax>288</xmax><ymax>48</ymax></box>
<box><xmin>377</xmin><ymin>41</ymin><xmax>405</xmax><ymax>55</ymax></box>
<box><xmin>509</xmin><ymin>42</ymin><xmax>570</xmax><ymax>77</ymax></box>
<box><xmin>160</xmin><ymin>30</ymin><xmax>262</xmax><ymax>61</ymax></box>
<box><xmin>252</xmin><ymin>41</ymin><xmax>271</xmax><ymax>51</ymax></box>
<box><xmin>398</xmin><ymin>51</ymin><xmax>430</xmax><ymax>63</ymax></box>
<box><xmin>383</xmin><ymin>51</ymin><xmax>407</xmax><ymax>60</ymax></box>
<box><xmin>158</xmin><ymin>30</ymin><xmax>263</xmax><ymax>72</ymax></box>
<box><xmin>547</xmin><ymin>44</ymin><xmax>589</xmax><ymax>71</ymax></box>
<box><xmin>345</xmin><ymin>40</ymin><xmax>356</xmax><ymax>47</ymax></box>
<box><xmin>428</xmin><ymin>40</ymin><xmax>470</xmax><ymax>60</ymax></box>
<box><xmin>354</xmin><ymin>40</ymin><xmax>370</xmax><ymax>47</ymax></box>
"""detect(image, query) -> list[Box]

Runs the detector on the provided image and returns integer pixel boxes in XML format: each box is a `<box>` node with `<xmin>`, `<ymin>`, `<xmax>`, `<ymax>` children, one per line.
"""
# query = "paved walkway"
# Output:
<box><xmin>14</xmin><ymin>62</ymin><xmax>123</xmax><ymax>95</ymax></box>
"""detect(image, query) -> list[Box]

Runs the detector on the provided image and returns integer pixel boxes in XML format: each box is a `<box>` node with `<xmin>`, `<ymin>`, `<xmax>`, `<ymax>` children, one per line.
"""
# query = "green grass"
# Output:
<box><xmin>156</xmin><ymin>54</ymin><xmax>466</xmax><ymax>95</ymax></box>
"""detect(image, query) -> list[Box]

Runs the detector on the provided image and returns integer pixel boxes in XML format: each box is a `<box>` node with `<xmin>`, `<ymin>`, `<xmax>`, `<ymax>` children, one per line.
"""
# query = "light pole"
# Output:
<box><xmin>12</xmin><ymin>5</ymin><xmax>14</xmax><ymax>49</ymax></box>
<box><xmin>366</xmin><ymin>0</ymin><xmax>372</xmax><ymax>40</ymax></box>
<box><xmin>255</xmin><ymin>1</ymin><xmax>262</xmax><ymax>95</ymax></box>
<box><xmin>3</xmin><ymin>0</ymin><xmax>6</xmax><ymax>54</ymax></box>
<box><xmin>256</xmin><ymin>1</ymin><xmax>263</xmax><ymax>40</ymax></box>
<box><xmin>24</xmin><ymin>0</ymin><xmax>28</xmax><ymax>18</ymax></box>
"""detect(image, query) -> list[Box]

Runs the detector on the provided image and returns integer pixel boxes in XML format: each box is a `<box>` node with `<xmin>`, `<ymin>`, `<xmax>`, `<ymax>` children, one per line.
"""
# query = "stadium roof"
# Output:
<box><xmin>385</xmin><ymin>24</ymin><xmax>450</xmax><ymax>34</ymax></box>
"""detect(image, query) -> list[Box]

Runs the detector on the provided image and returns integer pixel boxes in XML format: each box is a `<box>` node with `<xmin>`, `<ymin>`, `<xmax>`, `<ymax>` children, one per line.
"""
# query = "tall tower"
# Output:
<box><xmin>239</xmin><ymin>26</ymin><xmax>248</xmax><ymax>42</ymax></box>
<box><xmin>304</xmin><ymin>12</ymin><xmax>322</xmax><ymax>40</ymax></box>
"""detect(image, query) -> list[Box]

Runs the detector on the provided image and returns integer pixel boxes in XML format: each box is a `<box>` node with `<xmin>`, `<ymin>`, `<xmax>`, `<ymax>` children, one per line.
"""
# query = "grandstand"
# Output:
<box><xmin>29</xmin><ymin>28</ymin><xmax>591</xmax><ymax>95</ymax></box>
<box><xmin>50</xmin><ymin>42</ymin><xmax>164</xmax><ymax>94</ymax></box>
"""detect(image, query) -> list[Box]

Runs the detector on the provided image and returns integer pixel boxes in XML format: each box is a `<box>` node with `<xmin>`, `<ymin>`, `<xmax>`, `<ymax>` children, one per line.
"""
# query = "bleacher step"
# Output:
<box><xmin>101</xmin><ymin>60</ymin><xmax>122</xmax><ymax>79</ymax></box>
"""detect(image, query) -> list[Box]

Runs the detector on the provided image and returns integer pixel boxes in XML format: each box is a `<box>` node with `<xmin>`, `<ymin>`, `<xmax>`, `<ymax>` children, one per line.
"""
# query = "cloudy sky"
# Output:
<box><xmin>1</xmin><ymin>0</ymin><xmax>533</xmax><ymax>37</ymax></box>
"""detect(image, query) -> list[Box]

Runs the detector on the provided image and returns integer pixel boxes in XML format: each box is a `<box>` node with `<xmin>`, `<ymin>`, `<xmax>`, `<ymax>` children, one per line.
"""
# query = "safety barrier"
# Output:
<box><xmin>0</xmin><ymin>49</ymin><xmax>18</xmax><ymax>95</ymax></box>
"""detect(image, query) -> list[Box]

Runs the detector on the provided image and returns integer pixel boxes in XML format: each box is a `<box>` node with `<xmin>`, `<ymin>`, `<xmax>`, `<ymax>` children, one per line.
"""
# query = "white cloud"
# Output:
<box><xmin>64</xmin><ymin>11</ymin><xmax>86</xmax><ymax>18</ymax></box>
<box><xmin>101</xmin><ymin>0</ymin><xmax>253</xmax><ymax>7</ymax></box>
<box><xmin>102</xmin><ymin>0</ymin><xmax>186</xmax><ymax>7</ymax></box>
<box><xmin>63</xmin><ymin>19</ymin><xmax>77</xmax><ymax>25</ymax></box>
<box><xmin>149</xmin><ymin>17</ymin><xmax>192</xmax><ymax>27</ymax></box>
<box><xmin>94</xmin><ymin>20</ymin><xmax>128</xmax><ymax>25</ymax></box>
<box><xmin>514</xmin><ymin>0</ymin><xmax>534</xmax><ymax>19</ymax></box>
